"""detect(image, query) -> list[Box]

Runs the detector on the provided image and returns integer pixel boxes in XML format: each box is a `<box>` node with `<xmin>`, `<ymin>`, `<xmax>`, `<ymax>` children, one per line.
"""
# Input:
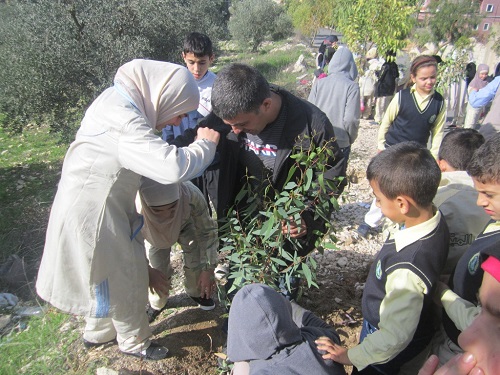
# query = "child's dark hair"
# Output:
<box><xmin>410</xmin><ymin>55</ymin><xmax>438</xmax><ymax>77</ymax></box>
<box><xmin>438</xmin><ymin>128</ymin><xmax>485</xmax><ymax>170</ymax></box>
<box><xmin>467</xmin><ymin>133</ymin><xmax>500</xmax><ymax>184</ymax></box>
<box><xmin>367</xmin><ymin>141</ymin><xmax>441</xmax><ymax>207</ymax></box>
<box><xmin>182</xmin><ymin>32</ymin><xmax>213</xmax><ymax>57</ymax></box>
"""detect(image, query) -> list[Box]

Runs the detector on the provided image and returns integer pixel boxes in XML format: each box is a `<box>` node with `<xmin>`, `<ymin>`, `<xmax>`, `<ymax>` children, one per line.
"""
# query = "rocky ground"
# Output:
<box><xmin>65</xmin><ymin>118</ymin><xmax>385</xmax><ymax>375</ymax></box>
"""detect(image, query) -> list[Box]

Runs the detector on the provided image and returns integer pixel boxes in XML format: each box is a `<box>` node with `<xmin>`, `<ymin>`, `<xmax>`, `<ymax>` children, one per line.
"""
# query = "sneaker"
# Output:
<box><xmin>357</xmin><ymin>223</ymin><xmax>371</xmax><ymax>238</ymax></box>
<box><xmin>83</xmin><ymin>338</ymin><xmax>117</xmax><ymax>349</ymax></box>
<box><xmin>122</xmin><ymin>342</ymin><xmax>168</xmax><ymax>361</ymax></box>
<box><xmin>190</xmin><ymin>296</ymin><xmax>216</xmax><ymax>311</ymax></box>
<box><xmin>146</xmin><ymin>303</ymin><xmax>167</xmax><ymax>323</ymax></box>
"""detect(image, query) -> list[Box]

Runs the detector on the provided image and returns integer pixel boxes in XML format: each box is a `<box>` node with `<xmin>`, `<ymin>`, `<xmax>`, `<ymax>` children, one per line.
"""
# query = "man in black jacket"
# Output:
<box><xmin>171</xmin><ymin>63</ymin><xmax>346</xmax><ymax>299</ymax></box>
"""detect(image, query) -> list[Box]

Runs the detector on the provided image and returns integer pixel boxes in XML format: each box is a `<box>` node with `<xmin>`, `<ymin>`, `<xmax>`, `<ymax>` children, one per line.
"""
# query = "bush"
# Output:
<box><xmin>228</xmin><ymin>0</ymin><xmax>293</xmax><ymax>52</ymax></box>
<box><xmin>0</xmin><ymin>0</ymin><xmax>227</xmax><ymax>137</ymax></box>
<box><xmin>219</xmin><ymin>136</ymin><xmax>341</xmax><ymax>303</ymax></box>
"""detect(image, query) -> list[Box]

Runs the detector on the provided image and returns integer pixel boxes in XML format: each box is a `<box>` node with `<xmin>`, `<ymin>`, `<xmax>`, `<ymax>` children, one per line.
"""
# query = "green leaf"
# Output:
<box><xmin>302</xmin><ymin>262</ymin><xmax>313</xmax><ymax>287</ymax></box>
<box><xmin>304</xmin><ymin>168</ymin><xmax>313</xmax><ymax>191</ymax></box>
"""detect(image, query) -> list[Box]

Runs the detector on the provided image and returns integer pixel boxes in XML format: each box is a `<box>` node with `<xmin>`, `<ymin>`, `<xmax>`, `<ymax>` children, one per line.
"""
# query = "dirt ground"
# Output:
<box><xmin>71</xmin><ymin>253</ymin><xmax>371</xmax><ymax>375</ymax></box>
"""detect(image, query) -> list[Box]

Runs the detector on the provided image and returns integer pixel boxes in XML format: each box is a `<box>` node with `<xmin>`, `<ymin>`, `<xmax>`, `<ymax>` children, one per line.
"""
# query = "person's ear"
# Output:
<box><xmin>438</xmin><ymin>158</ymin><xmax>448</xmax><ymax>172</ymax></box>
<box><xmin>209</xmin><ymin>54</ymin><xmax>215</xmax><ymax>63</ymax></box>
<box><xmin>396</xmin><ymin>196</ymin><xmax>411</xmax><ymax>215</ymax></box>
<box><xmin>261</xmin><ymin>97</ymin><xmax>272</xmax><ymax>112</ymax></box>
<box><xmin>181</xmin><ymin>52</ymin><xmax>186</xmax><ymax>60</ymax></box>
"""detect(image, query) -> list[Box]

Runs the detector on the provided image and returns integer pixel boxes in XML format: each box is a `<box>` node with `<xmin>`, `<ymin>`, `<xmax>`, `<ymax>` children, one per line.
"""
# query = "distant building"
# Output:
<box><xmin>476</xmin><ymin>0</ymin><xmax>500</xmax><ymax>37</ymax></box>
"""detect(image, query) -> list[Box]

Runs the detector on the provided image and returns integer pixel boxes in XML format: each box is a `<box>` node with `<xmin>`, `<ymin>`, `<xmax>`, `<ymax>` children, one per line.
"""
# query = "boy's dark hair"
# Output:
<box><xmin>182</xmin><ymin>32</ymin><xmax>213</xmax><ymax>57</ymax></box>
<box><xmin>438</xmin><ymin>128</ymin><xmax>485</xmax><ymax>170</ymax></box>
<box><xmin>211</xmin><ymin>63</ymin><xmax>271</xmax><ymax>120</ymax></box>
<box><xmin>367</xmin><ymin>141</ymin><xmax>441</xmax><ymax>207</ymax></box>
<box><xmin>467</xmin><ymin>133</ymin><xmax>500</xmax><ymax>184</ymax></box>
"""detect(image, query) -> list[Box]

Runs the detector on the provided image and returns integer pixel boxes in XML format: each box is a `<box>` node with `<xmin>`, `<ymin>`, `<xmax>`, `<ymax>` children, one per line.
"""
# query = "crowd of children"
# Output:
<box><xmin>34</xmin><ymin>30</ymin><xmax>500</xmax><ymax>374</ymax></box>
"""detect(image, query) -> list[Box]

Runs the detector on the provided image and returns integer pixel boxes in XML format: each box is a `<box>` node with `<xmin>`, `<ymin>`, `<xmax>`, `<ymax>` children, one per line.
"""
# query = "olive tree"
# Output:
<box><xmin>0</xmin><ymin>0</ymin><xmax>227</xmax><ymax>136</ymax></box>
<box><xmin>228</xmin><ymin>0</ymin><xmax>293</xmax><ymax>52</ymax></box>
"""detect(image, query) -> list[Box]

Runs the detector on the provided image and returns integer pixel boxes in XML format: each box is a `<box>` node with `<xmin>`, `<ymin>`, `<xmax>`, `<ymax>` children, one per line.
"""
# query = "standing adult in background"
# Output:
<box><xmin>468</xmin><ymin>75</ymin><xmax>500</xmax><ymax>139</ymax></box>
<box><xmin>317</xmin><ymin>35</ymin><xmax>338</xmax><ymax>71</ymax></box>
<box><xmin>36</xmin><ymin>59</ymin><xmax>220</xmax><ymax>360</ymax></box>
<box><xmin>373</xmin><ymin>51</ymin><xmax>399</xmax><ymax>125</ymax></box>
<box><xmin>308</xmin><ymin>47</ymin><xmax>360</xmax><ymax>172</ymax></box>
<box><xmin>463</xmin><ymin>64</ymin><xmax>489</xmax><ymax>129</ymax></box>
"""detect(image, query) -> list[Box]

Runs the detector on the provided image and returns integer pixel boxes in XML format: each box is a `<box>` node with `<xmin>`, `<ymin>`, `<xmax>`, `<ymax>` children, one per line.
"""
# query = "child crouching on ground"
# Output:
<box><xmin>317</xmin><ymin>141</ymin><xmax>449</xmax><ymax>374</ymax></box>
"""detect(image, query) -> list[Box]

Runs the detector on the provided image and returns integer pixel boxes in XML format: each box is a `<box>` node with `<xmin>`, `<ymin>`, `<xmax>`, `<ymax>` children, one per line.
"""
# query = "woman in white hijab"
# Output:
<box><xmin>36</xmin><ymin>59</ymin><xmax>219</xmax><ymax>360</ymax></box>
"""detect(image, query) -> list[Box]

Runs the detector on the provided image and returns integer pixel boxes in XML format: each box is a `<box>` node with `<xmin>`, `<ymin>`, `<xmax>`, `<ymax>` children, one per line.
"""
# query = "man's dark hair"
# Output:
<box><xmin>438</xmin><ymin>128</ymin><xmax>485</xmax><ymax>170</ymax></box>
<box><xmin>182</xmin><ymin>32</ymin><xmax>213</xmax><ymax>57</ymax></box>
<box><xmin>367</xmin><ymin>141</ymin><xmax>441</xmax><ymax>207</ymax></box>
<box><xmin>467</xmin><ymin>133</ymin><xmax>500</xmax><ymax>184</ymax></box>
<box><xmin>211</xmin><ymin>63</ymin><xmax>271</xmax><ymax>120</ymax></box>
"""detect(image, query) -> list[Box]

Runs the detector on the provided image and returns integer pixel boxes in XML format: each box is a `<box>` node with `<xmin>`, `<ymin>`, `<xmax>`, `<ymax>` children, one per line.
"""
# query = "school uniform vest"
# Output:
<box><xmin>443</xmin><ymin>221</ymin><xmax>500</xmax><ymax>344</ymax></box>
<box><xmin>385</xmin><ymin>88</ymin><xmax>444</xmax><ymax>147</ymax></box>
<box><xmin>362</xmin><ymin>215</ymin><xmax>449</xmax><ymax>336</ymax></box>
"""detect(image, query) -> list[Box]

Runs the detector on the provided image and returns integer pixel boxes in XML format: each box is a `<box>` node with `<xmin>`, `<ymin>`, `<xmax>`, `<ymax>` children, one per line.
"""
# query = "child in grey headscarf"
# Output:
<box><xmin>227</xmin><ymin>283</ymin><xmax>346</xmax><ymax>375</ymax></box>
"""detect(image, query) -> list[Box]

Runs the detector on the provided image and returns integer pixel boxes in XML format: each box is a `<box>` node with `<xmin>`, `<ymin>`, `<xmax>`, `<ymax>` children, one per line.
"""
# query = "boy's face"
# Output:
<box><xmin>473</xmin><ymin>178</ymin><xmax>500</xmax><ymax>220</ymax></box>
<box><xmin>458</xmin><ymin>271</ymin><xmax>500</xmax><ymax>375</ymax></box>
<box><xmin>370</xmin><ymin>179</ymin><xmax>405</xmax><ymax>223</ymax></box>
<box><xmin>182</xmin><ymin>52</ymin><xmax>214</xmax><ymax>81</ymax></box>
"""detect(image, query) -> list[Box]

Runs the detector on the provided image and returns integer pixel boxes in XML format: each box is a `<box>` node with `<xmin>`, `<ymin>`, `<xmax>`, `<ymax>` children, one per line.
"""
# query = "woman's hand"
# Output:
<box><xmin>196</xmin><ymin>127</ymin><xmax>220</xmax><ymax>145</ymax></box>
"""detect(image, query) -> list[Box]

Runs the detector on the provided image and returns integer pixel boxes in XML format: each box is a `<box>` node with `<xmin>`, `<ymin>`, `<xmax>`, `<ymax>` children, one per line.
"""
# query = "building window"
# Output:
<box><xmin>474</xmin><ymin>24</ymin><xmax>479</xmax><ymax>30</ymax></box>
<box><xmin>483</xmin><ymin>23</ymin><xmax>490</xmax><ymax>31</ymax></box>
<box><xmin>486</xmin><ymin>4</ymin><xmax>494</xmax><ymax>12</ymax></box>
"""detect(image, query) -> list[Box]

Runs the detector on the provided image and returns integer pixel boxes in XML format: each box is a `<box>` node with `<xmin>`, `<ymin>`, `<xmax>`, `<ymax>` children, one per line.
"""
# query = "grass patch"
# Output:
<box><xmin>0</xmin><ymin>311</ymin><xmax>81</xmax><ymax>375</ymax></box>
<box><xmin>215</xmin><ymin>38</ymin><xmax>314</xmax><ymax>92</ymax></box>
<box><xmin>0</xmin><ymin>124</ymin><xmax>68</xmax><ymax>263</ymax></box>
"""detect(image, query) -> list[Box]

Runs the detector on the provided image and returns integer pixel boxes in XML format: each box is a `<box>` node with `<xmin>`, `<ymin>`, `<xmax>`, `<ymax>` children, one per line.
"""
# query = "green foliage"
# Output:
<box><xmin>0</xmin><ymin>0</ymin><xmax>227</xmax><ymax>137</ymax></box>
<box><xmin>493</xmin><ymin>35</ymin><xmax>500</xmax><ymax>57</ymax></box>
<box><xmin>426</xmin><ymin>0</ymin><xmax>481</xmax><ymax>45</ymax></box>
<box><xmin>332</xmin><ymin>0</ymin><xmax>417</xmax><ymax>62</ymax></box>
<box><xmin>219</xmin><ymin>136</ymin><xmax>341</xmax><ymax>301</ymax></box>
<box><xmin>0</xmin><ymin>311</ymin><xmax>80</xmax><ymax>374</ymax></box>
<box><xmin>436</xmin><ymin>38</ymin><xmax>472</xmax><ymax>88</ymax></box>
<box><xmin>285</xmin><ymin>0</ymin><xmax>335</xmax><ymax>36</ymax></box>
<box><xmin>228</xmin><ymin>0</ymin><xmax>293</xmax><ymax>52</ymax></box>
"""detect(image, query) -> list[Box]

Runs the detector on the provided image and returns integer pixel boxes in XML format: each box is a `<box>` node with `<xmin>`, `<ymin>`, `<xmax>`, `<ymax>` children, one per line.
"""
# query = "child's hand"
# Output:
<box><xmin>148</xmin><ymin>266</ymin><xmax>170</xmax><ymax>296</ymax></box>
<box><xmin>198</xmin><ymin>270</ymin><xmax>216</xmax><ymax>299</ymax></box>
<box><xmin>315</xmin><ymin>336</ymin><xmax>352</xmax><ymax>365</ymax></box>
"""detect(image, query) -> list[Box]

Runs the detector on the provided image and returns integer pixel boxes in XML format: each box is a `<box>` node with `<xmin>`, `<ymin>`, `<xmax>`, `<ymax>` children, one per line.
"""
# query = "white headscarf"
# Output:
<box><xmin>114</xmin><ymin>59</ymin><xmax>199</xmax><ymax>128</ymax></box>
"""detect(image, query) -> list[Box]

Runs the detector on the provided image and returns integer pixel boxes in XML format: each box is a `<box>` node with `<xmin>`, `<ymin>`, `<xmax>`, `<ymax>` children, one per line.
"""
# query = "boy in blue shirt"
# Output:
<box><xmin>317</xmin><ymin>142</ymin><xmax>449</xmax><ymax>374</ymax></box>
